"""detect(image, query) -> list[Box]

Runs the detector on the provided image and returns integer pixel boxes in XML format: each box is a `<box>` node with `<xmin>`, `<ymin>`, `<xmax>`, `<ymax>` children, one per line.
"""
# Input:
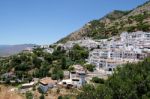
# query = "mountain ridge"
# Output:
<box><xmin>58</xmin><ymin>0</ymin><xmax>150</xmax><ymax>43</ymax></box>
<box><xmin>0</xmin><ymin>44</ymin><xmax>36</xmax><ymax>57</ymax></box>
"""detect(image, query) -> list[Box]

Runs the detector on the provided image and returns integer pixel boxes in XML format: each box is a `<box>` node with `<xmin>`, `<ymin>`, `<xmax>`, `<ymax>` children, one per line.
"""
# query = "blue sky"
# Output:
<box><xmin>0</xmin><ymin>0</ymin><xmax>148</xmax><ymax>45</ymax></box>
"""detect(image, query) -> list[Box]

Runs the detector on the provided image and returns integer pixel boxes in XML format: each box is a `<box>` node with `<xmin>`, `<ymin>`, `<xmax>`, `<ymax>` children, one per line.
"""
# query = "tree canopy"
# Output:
<box><xmin>77</xmin><ymin>57</ymin><xmax>150</xmax><ymax>99</ymax></box>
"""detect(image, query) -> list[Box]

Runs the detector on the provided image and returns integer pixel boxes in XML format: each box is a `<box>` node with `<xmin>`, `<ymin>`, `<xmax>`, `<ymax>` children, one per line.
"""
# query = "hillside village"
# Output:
<box><xmin>1</xmin><ymin>31</ymin><xmax>150</xmax><ymax>98</ymax></box>
<box><xmin>30</xmin><ymin>31</ymin><xmax>150</xmax><ymax>92</ymax></box>
<box><xmin>0</xmin><ymin>1</ymin><xmax>150</xmax><ymax>99</ymax></box>
<box><xmin>61</xmin><ymin>31</ymin><xmax>150</xmax><ymax>72</ymax></box>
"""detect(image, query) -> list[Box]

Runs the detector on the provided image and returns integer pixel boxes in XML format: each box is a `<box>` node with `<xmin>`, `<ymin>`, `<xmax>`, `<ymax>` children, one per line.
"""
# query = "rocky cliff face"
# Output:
<box><xmin>58</xmin><ymin>0</ymin><xmax>150</xmax><ymax>43</ymax></box>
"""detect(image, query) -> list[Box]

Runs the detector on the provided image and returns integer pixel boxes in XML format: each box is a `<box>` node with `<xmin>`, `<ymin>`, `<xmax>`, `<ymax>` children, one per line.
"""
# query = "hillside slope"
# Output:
<box><xmin>58</xmin><ymin>0</ymin><xmax>150</xmax><ymax>43</ymax></box>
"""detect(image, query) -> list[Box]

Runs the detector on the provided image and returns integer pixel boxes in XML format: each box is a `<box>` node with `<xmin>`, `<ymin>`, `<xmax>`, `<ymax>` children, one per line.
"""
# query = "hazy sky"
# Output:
<box><xmin>0</xmin><ymin>0</ymin><xmax>148</xmax><ymax>45</ymax></box>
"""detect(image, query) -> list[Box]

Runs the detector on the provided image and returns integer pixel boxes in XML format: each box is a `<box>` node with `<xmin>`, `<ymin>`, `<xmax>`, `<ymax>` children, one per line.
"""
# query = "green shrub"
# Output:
<box><xmin>92</xmin><ymin>77</ymin><xmax>105</xmax><ymax>84</ymax></box>
<box><xmin>25</xmin><ymin>91</ymin><xmax>33</xmax><ymax>99</ymax></box>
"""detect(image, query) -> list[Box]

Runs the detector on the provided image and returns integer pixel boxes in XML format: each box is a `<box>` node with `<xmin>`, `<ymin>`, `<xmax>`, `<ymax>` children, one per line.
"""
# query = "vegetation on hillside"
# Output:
<box><xmin>58</xmin><ymin>1</ymin><xmax>150</xmax><ymax>43</ymax></box>
<box><xmin>0</xmin><ymin>44</ymin><xmax>89</xmax><ymax>83</ymax></box>
<box><xmin>77</xmin><ymin>57</ymin><xmax>150</xmax><ymax>99</ymax></box>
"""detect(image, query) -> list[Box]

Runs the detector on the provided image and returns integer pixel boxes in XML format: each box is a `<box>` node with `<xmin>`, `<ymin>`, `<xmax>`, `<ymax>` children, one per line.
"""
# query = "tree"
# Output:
<box><xmin>85</xmin><ymin>64</ymin><xmax>95</xmax><ymax>72</ymax></box>
<box><xmin>68</xmin><ymin>66</ymin><xmax>75</xmax><ymax>71</ymax></box>
<box><xmin>133</xmin><ymin>14</ymin><xmax>145</xmax><ymax>23</ymax></box>
<box><xmin>77</xmin><ymin>84</ymin><xmax>96</xmax><ymax>99</ymax></box>
<box><xmin>44</xmin><ymin>53</ymin><xmax>53</xmax><ymax>64</ymax></box>
<box><xmin>77</xmin><ymin>58</ymin><xmax>150</xmax><ymax>99</ymax></box>
<box><xmin>69</xmin><ymin>44</ymin><xmax>89</xmax><ymax>62</ymax></box>
<box><xmin>61</xmin><ymin>57</ymin><xmax>67</xmax><ymax>69</ymax></box>
<box><xmin>32</xmin><ymin>57</ymin><xmax>42</xmax><ymax>68</ymax></box>
<box><xmin>33</xmin><ymin>47</ymin><xmax>44</xmax><ymax>57</ymax></box>
<box><xmin>33</xmin><ymin>62</ymin><xmax>50</xmax><ymax>78</ymax></box>
<box><xmin>127</xmin><ymin>26</ymin><xmax>136</xmax><ymax>32</ymax></box>
<box><xmin>51</xmin><ymin>67</ymin><xmax>64</xmax><ymax>80</ymax></box>
<box><xmin>137</xmin><ymin>23</ymin><xmax>150</xmax><ymax>32</ymax></box>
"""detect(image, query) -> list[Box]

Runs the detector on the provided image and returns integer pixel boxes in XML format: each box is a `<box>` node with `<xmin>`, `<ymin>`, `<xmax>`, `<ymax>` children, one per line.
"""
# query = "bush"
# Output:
<box><xmin>85</xmin><ymin>64</ymin><xmax>95</xmax><ymax>72</ymax></box>
<box><xmin>69</xmin><ymin>44</ymin><xmax>89</xmax><ymax>62</ymax></box>
<box><xmin>39</xmin><ymin>94</ymin><xmax>45</xmax><ymax>99</ymax></box>
<box><xmin>51</xmin><ymin>67</ymin><xmax>64</xmax><ymax>80</ymax></box>
<box><xmin>58</xmin><ymin>96</ymin><xmax>63</xmax><ymax>99</ymax></box>
<box><xmin>32</xmin><ymin>85</ymin><xmax>36</xmax><ymax>91</ymax></box>
<box><xmin>92</xmin><ymin>77</ymin><xmax>104</xmax><ymax>84</ymax></box>
<box><xmin>68</xmin><ymin>66</ymin><xmax>75</xmax><ymax>71</ymax></box>
<box><xmin>58</xmin><ymin>95</ymin><xmax>71</xmax><ymax>99</ymax></box>
<box><xmin>137</xmin><ymin>23</ymin><xmax>150</xmax><ymax>32</ymax></box>
<box><xmin>25</xmin><ymin>91</ymin><xmax>33</xmax><ymax>99</ymax></box>
<box><xmin>38</xmin><ymin>87</ymin><xmax>44</xmax><ymax>94</ymax></box>
<box><xmin>127</xmin><ymin>26</ymin><xmax>136</xmax><ymax>32</ymax></box>
<box><xmin>77</xmin><ymin>58</ymin><xmax>150</xmax><ymax>99</ymax></box>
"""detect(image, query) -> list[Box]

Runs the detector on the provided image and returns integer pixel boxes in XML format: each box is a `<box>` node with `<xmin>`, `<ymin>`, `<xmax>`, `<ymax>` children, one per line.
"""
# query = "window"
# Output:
<box><xmin>108</xmin><ymin>68</ymin><xmax>112</xmax><ymax>71</ymax></box>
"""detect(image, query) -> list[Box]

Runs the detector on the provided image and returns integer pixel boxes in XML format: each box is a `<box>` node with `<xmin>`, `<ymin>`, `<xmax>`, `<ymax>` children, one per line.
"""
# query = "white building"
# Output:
<box><xmin>63</xmin><ymin>38</ymin><xmax>98</xmax><ymax>50</ymax></box>
<box><xmin>88</xmin><ymin>31</ymin><xmax>150</xmax><ymax>72</ymax></box>
<box><xmin>59</xmin><ymin>65</ymin><xmax>86</xmax><ymax>88</ymax></box>
<box><xmin>43</xmin><ymin>48</ymin><xmax>54</xmax><ymax>54</ymax></box>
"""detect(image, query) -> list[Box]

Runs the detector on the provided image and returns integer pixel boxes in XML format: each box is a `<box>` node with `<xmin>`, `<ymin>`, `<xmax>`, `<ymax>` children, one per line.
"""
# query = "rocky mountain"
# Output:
<box><xmin>58</xmin><ymin>0</ymin><xmax>150</xmax><ymax>43</ymax></box>
<box><xmin>0</xmin><ymin>44</ymin><xmax>36</xmax><ymax>57</ymax></box>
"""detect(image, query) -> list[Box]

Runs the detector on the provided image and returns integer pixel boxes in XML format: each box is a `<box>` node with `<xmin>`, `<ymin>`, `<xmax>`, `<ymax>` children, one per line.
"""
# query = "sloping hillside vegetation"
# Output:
<box><xmin>0</xmin><ymin>44</ymin><xmax>89</xmax><ymax>83</ymax></box>
<box><xmin>77</xmin><ymin>58</ymin><xmax>150</xmax><ymax>99</ymax></box>
<box><xmin>58</xmin><ymin>0</ymin><xmax>150</xmax><ymax>43</ymax></box>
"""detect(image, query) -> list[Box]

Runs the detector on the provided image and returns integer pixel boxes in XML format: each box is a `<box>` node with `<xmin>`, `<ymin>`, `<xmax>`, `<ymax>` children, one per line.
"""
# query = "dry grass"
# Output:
<box><xmin>0</xmin><ymin>85</ymin><xmax>25</xmax><ymax>99</ymax></box>
<box><xmin>33</xmin><ymin>87</ymin><xmax>78</xmax><ymax>99</ymax></box>
<box><xmin>0</xmin><ymin>85</ymin><xmax>78</xmax><ymax>99</ymax></box>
